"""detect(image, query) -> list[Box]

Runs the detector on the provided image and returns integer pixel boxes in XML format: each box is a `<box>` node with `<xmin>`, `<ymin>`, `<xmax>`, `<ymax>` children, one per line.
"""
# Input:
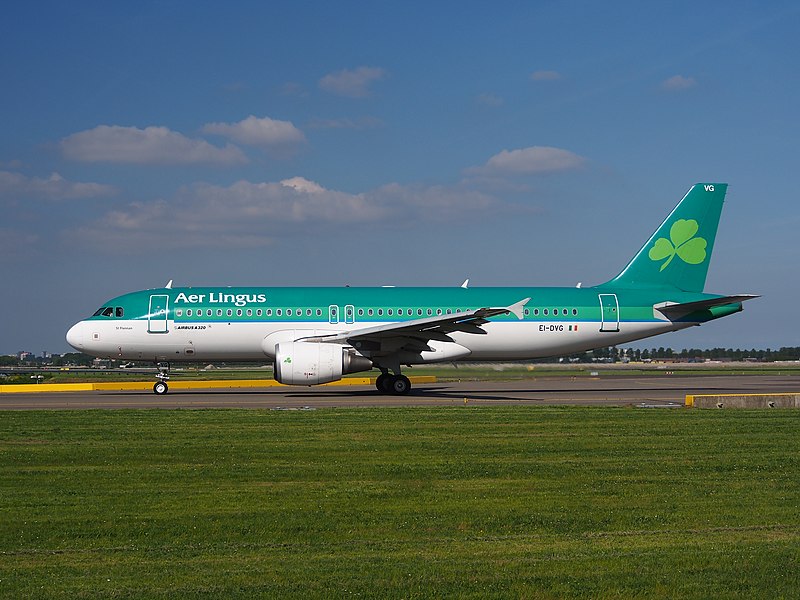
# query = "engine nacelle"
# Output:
<box><xmin>274</xmin><ymin>341</ymin><xmax>373</xmax><ymax>386</ymax></box>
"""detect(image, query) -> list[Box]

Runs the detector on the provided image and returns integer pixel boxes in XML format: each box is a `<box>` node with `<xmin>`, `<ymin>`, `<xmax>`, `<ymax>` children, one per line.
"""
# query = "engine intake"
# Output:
<box><xmin>274</xmin><ymin>341</ymin><xmax>373</xmax><ymax>386</ymax></box>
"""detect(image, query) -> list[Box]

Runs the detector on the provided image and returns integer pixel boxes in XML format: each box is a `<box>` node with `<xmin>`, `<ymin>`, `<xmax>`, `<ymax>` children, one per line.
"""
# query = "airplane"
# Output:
<box><xmin>65</xmin><ymin>183</ymin><xmax>757</xmax><ymax>396</ymax></box>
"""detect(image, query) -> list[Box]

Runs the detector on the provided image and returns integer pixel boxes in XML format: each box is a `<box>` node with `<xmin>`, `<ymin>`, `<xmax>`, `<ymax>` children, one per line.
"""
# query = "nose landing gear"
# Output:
<box><xmin>153</xmin><ymin>362</ymin><xmax>170</xmax><ymax>395</ymax></box>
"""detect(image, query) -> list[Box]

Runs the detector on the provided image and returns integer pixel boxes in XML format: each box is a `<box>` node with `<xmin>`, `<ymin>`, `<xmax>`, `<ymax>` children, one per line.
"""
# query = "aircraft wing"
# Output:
<box><xmin>298</xmin><ymin>297</ymin><xmax>530</xmax><ymax>352</ymax></box>
<box><xmin>654</xmin><ymin>294</ymin><xmax>759</xmax><ymax>320</ymax></box>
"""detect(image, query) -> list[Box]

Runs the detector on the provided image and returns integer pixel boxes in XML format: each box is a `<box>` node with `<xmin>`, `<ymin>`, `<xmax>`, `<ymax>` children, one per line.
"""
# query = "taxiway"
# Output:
<box><xmin>2</xmin><ymin>374</ymin><xmax>799</xmax><ymax>410</ymax></box>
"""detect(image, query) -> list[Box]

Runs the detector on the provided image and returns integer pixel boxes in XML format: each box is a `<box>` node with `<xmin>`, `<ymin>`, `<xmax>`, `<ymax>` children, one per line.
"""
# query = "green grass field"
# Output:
<box><xmin>1</xmin><ymin>407</ymin><xmax>799</xmax><ymax>598</ymax></box>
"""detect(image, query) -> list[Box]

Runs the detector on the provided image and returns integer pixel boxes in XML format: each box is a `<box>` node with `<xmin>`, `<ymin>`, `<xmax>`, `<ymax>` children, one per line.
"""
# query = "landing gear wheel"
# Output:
<box><xmin>375</xmin><ymin>373</ymin><xmax>392</xmax><ymax>393</ymax></box>
<box><xmin>153</xmin><ymin>381</ymin><xmax>169</xmax><ymax>395</ymax></box>
<box><xmin>391</xmin><ymin>375</ymin><xmax>411</xmax><ymax>395</ymax></box>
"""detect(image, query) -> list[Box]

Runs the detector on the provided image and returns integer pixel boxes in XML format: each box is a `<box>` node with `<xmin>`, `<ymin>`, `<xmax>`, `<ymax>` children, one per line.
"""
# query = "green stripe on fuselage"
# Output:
<box><xmin>86</xmin><ymin>286</ymin><xmax>738</xmax><ymax>326</ymax></box>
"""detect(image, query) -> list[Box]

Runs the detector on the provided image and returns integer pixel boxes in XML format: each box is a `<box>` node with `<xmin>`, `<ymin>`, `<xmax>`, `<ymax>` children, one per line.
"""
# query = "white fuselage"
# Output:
<box><xmin>66</xmin><ymin>317</ymin><xmax>689</xmax><ymax>364</ymax></box>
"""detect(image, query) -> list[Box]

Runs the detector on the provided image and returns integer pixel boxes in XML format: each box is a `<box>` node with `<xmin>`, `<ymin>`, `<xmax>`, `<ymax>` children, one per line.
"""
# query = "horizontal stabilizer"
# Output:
<box><xmin>654</xmin><ymin>295</ymin><xmax>759</xmax><ymax>320</ymax></box>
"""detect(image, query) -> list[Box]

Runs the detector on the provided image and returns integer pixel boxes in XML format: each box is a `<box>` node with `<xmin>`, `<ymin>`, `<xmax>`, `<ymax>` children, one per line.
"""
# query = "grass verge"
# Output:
<box><xmin>1</xmin><ymin>407</ymin><xmax>799</xmax><ymax>598</ymax></box>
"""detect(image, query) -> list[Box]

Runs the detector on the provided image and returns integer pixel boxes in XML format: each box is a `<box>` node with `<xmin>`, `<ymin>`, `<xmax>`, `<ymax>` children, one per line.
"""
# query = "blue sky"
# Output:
<box><xmin>2</xmin><ymin>1</ymin><xmax>799</xmax><ymax>354</ymax></box>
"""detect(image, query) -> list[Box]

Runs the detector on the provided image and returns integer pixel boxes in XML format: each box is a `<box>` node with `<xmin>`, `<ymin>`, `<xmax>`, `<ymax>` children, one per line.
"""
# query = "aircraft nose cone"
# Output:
<box><xmin>66</xmin><ymin>322</ymin><xmax>85</xmax><ymax>350</ymax></box>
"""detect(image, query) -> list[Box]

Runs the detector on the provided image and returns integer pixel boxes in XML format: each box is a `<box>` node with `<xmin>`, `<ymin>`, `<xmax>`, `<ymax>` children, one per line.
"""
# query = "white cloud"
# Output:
<box><xmin>467</xmin><ymin>146</ymin><xmax>585</xmax><ymax>176</ymax></box>
<box><xmin>476</xmin><ymin>93</ymin><xmax>504</xmax><ymax>107</ymax></box>
<box><xmin>0</xmin><ymin>170</ymin><xmax>116</xmax><ymax>201</ymax></box>
<box><xmin>0</xmin><ymin>227</ymin><xmax>39</xmax><ymax>256</ymax></box>
<box><xmin>660</xmin><ymin>75</ymin><xmax>696</xmax><ymax>91</ymax></box>
<box><xmin>202</xmin><ymin>115</ymin><xmax>305</xmax><ymax>151</ymax></box>
<box><xmin>319</xmin><ymin>66</ymin><xmax>386</xmax><ymax>98</ymax></box>
<box><xmin>280</xmin><ymin>82</ymin><xmax>308</xmax><ymax>97</ymax></box>
<box><xmin>366</xmin><ymin>183</ymin><xmax>498</xmax><ymax>221</ymax></box>
<box><xmin>65</xmin><ymin>177</ymin><xmax>506</xmax><ymax>250</ymax></box>
<box><xmin>307</xmin><ymin>116</ymin><xmax>383</xmax><ymax>130</ymax></box>
<box><xmin>61</xmin><ymin>125</ymin><xmax>248</xmax><ymax>165</ymax></box>
<box><xmin>530</xmin><ymin>70</ymin><xmax>562</xmax><ymax>81</ymax></box>
<box><xmin>280</xmin><ymin>176</ymin><xmax>326</xmax><ymax>194</ymax></box>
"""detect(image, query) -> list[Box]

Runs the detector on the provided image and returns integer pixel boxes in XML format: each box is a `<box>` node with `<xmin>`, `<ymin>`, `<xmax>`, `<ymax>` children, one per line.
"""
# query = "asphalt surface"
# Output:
<box><xmin>2</xmin><ymin>374</ymin><xmax>799</xmax><ymax>410</ymax></box>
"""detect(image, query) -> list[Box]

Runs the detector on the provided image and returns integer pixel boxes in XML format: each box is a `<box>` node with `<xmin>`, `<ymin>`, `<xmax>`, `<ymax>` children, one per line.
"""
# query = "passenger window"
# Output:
<box><xmin>358</xmin><ymin>309</ymin><xmax>364</xmax><ymax>316</ymax></box>
<box><xmin>227</xmin><ymin>309</ymin><xmax>233</xmax><ymax>317</ymax></box>
<box><xmin>563</xmin><ymin>309</ymin><xmax>568</xmax><ymax>315</ymax></box>
<box><xmin>247</xmin><ymin>309</ymin><xmax>252</xmax><ymax>317</ymax></box>
<box><xmin>378</xmin><ymin>309</ymin><xmax>383</xmax><ymax>316</ymax></box>
<box><xmin>276</xmin><ymin>309</ymin><xmax>282</xmax><ymax>316</ymax></box>
<box><xmin>316</xmin><ymin>309</ymin><xmax>322</xmax><ymax>316</ymax></box>
<box><xmin>436</xmin><ymin>308</ymin><xmax>442</xmax><ymax>315</ymax></box>
<box><xmin>446</xmin><ymin>309</ymin><xmax>452</xmax><ymax>315</ymax></box>
<box><xmin>387</xmin><ymin>309</ymin><xmax>393</xmax><ymax>316</ymax></box>
<box><xmin>306</xmin><ymin>309</ymin><xmax>312</xmax><ymax>316</ymax></box>
<box><xmin>217</xmin><ymin>309</ymin><xmax>222</xmax><ymax>316</ymax></box>
<box><xmin>572</xmin><ymin>309</ymin><xmax>577</xmax><ymax>316</ymax></box>
<box><xmin>524</xmin><ymin>309</ymin><xmax>530</xmax><ymax>316</ymax></box>
<box><xmin>266</xmin><ymin>309</ymin><xmax>272</xmax><ymax>316</ymax></box>
<box><xmin>176</xmin><ymin>309</ymin><xmax>183</xmax><ymax>317</ymax></box>
<box><xmin>368</xmin><ymin>309</ymin><xmax>374</xmax><ymax>316</ymax></box>
<box><xmin>427</xmin><ymin>309</ymin><xmax>432</xmax><ymax>316</ymax></box>
<box><xmin>534</xmin><ymin>309</ymin><xmax>539</xmax><ymax>316</ymax></box>
<box><xmin>543</xmin><ymin>309</ymin><xmax>548</xmax><ymax>315</ymax></box>
<box><xmin>207</xmin><ymin>309</ymin><xmax>212</xmax><ymax>317</ymax></box>
<box><xmin>417</xmin><ymin>309</ymin><xmax>423</xmax><ymax>316</ymax></box>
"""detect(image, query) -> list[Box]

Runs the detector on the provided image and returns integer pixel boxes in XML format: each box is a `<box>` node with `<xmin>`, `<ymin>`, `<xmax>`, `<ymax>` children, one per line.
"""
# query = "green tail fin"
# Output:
<box><xmin>599</xmin><ymin>183</ymin><xmax>727</xmax><ymax>292</ymax></box>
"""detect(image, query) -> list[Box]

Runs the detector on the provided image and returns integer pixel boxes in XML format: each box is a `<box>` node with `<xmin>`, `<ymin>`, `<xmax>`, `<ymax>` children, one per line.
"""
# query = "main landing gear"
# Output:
<box><xmin>153</xmin><ymin>362</ymin><xmax>170</xmax><ymax>395</ymax></box>
<box><xmin>375</xmin><ymin>372</ymin><xmax>411</xmax><ymax>395</ymax></box>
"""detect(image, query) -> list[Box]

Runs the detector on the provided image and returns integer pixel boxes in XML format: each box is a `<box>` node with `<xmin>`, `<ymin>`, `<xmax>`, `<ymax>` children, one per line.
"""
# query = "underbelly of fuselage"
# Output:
<box><xmin>81</xmin><ymin>319</ymin><xmax>690</xmax><ymax>363</ymax></box>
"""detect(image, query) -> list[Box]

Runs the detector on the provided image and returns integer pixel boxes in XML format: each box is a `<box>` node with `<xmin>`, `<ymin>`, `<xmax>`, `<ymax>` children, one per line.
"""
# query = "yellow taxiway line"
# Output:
<box><xmin>0</xmin><ymin>376</ymin><xmax>437</xmax><ymax>394</ymax></box>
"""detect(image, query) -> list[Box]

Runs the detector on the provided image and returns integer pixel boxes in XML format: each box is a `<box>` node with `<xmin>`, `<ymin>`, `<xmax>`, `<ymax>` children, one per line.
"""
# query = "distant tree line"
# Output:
<box><xmin>556</xmin><ymin>346</ymin><xmax>800</xmax><ymax>363</ymax></box>
<box><xmin>0</xmin><ymin>353</ymin><xmax>94</xmax><ymax>367</ymax></box>
<box><xmin>3</xmin><ymin>347</ymin><xmax>800</xmax><ymax>369</ymax></box>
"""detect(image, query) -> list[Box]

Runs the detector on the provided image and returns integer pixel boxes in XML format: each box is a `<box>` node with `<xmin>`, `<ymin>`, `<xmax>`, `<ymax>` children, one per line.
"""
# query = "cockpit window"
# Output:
<box><xmin>93</xmin><ymin>307</ymin><xmax>106</xmax><ymax>317</ymax></box>
<box><xmin>102</xmin><ymin>307</ymin><xmax>114</xmax><ymax>317</ymax></box>
<box><xmin>115</xmin><ymin>307</ymin><xmax>124</xmax><ymax>318</ymax></box>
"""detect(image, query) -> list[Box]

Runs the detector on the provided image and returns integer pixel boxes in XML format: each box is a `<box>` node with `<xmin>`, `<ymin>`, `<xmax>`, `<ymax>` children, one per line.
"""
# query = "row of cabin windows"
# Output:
<box><xmin>93</xmin><ymin>306</ymin><xmax>124</xmax><ymax>318</ymax></box>
<box><xmin>173</xmin><ymin>307</ymin><xmax>581</xmax><ymax>319</ymax></box>
<box><xmin>175</xmin><ymin>308</ymin><xmax>326</xmax><ymax>318</ymax></box>
<box><xmin>359</xmin><ymin>308</ymin><xmax>463</xmax><ymax>317</ymax></box>
<box><xmin>525</xmin><ymin>308</ymin><xmax>578</xmax><ymax>317</ymax></box>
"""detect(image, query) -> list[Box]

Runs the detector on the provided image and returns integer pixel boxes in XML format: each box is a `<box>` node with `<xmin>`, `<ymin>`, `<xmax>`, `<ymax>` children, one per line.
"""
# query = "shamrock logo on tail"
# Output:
<box><xmin>648</xmin><ymin>219</ymin><xmax>707</xmax><ymax>271</ymax></box>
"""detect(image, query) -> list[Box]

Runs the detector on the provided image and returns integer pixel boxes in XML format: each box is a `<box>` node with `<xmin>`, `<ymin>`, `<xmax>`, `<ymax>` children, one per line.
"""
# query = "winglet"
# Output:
<box><xmin>506</xmin><ymin>297</ymin><xmax>530</xmax><ymax>320</ymax></box>
<box><xmin>165</xmin><ymin>279</ymin><xmax>173</xmax><ymax>289</ymax></box>
<box><xmin>461</xmin><ymin>278</ymin><xmax>470</xmax><ymax>289</ymax></box>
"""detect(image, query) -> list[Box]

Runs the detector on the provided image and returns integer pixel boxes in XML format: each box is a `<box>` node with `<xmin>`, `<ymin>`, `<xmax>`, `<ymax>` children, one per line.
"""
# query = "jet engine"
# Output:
<box><xmin>273</xmin><ymin>341</ymin><xmax>373</xmax><ymax>385</ymax></box>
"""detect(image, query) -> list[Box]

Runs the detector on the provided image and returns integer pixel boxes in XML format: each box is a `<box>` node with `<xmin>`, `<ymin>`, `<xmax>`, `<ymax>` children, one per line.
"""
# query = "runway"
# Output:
<box><xmin>2</xmin><ymin>374</ymin><xmax>799</xmax><ymax>409</ymax></box>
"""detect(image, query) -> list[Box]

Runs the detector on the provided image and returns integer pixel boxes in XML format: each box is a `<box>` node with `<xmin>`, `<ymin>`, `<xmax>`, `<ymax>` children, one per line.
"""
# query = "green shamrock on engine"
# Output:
<box><xmin>648</xmin><ymin>219</ymin><xmax>707</xmax><ymax>271</ymax></box>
